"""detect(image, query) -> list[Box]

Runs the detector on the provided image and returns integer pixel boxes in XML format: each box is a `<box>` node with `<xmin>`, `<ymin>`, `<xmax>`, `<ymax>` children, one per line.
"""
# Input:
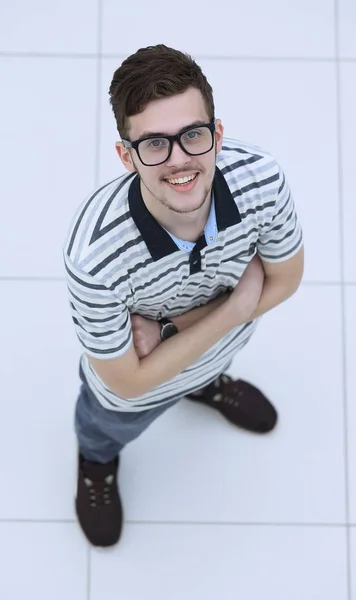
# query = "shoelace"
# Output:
<box><xmin>212</xmin><ymin>374</ymin><xmax>244</xmax><ymax>407</ymax></box>
<box><xmin>84</xmin><ymin>474</ymin><xmax>115</xmax><ymax>508</ymax></box>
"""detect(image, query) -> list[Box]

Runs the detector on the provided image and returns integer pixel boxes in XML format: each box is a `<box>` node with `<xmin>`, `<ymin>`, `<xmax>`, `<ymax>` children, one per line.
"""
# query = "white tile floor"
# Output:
<box><xmin>1</xmin><ymin>1</ymin><xmax>355</xmax><ymax>599</ymax></box>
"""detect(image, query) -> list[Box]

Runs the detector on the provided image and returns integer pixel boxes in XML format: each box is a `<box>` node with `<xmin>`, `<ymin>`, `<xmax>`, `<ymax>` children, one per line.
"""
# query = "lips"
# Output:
<box><xmin>163</xmin><ymin>172</ymin><xmax>199</xmax><ymax>193</ymax></box>
<box><xmin>165</xmin><ymin>173</ymin><xmax>198</xmax><ymax>185</ymax></box>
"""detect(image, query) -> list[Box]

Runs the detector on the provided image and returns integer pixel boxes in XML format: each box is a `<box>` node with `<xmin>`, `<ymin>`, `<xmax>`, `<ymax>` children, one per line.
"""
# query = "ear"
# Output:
<box><xmin>214</xmin><ymin>118</ymin><xmax>224</xmax><ymax>154</ymax></box>
<box><xmin>115</xmin><ymin>142</ymin><xmax>136</xmax><ymax>173</ymax></box>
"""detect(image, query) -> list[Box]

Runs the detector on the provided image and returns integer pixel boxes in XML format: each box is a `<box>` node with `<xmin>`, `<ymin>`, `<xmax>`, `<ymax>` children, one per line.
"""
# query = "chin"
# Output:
<box><xmin>169</xmin><ymin>201</ymin><xmax>206</xmax><ymax>215</ymax></box>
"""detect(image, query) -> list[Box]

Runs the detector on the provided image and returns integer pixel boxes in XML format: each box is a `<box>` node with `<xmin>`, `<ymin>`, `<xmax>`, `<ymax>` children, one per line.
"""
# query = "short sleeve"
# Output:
<box><xmin>63</xmin><ymin>254</ymin><xmax>132</xmax><ymax>359</ymax></box>
<box><xmin>256</xmin><ymin>163</ymin><xmax>303</xmax><ymax>263</ymax></box>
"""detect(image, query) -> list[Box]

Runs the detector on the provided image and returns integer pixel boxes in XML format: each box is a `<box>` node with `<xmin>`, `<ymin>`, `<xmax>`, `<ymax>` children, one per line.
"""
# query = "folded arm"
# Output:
<box><xmin>88</xmin><ymin>247</ymin><xmax>303</xmax><ymax>399</ymax></box>
<box><xmin>171</xmin><ymin>246</ymin><xmax>304</xmax><ymax>331</ymax></box>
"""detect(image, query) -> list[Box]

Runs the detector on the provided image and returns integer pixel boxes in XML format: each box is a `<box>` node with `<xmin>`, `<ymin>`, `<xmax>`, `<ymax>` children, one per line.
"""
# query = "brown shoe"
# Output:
<box><xmin>186</xmin><ymin>374</ymin><xmax>277</xmax><ymax>433</ymax></box>
<box><xmin>75</xmin><ymin>453</ymin><xmax>123</xmax><ymax>547</ymax></box>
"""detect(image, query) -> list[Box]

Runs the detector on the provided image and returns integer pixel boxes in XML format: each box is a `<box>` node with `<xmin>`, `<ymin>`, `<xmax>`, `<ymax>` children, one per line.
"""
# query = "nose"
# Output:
<box><xmin>166</xmin><ymin>139</ymin><xmax>190</xmax><ymax>166</ymax></box>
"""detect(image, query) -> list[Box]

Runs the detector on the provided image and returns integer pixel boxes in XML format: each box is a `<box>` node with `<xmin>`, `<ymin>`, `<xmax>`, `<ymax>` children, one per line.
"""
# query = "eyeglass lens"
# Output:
<box><xmin>138</xmin><ymin>126</ymin><xmax>213</xmax><ymax>165</ymax></box>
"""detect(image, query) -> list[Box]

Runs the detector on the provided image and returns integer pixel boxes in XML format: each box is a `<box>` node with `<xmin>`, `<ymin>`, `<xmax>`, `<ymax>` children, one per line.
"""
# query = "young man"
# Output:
<box><xmin>63</xmin><ymin>44</ymin><xmax>304</xmax><ymax>548</ymax></box>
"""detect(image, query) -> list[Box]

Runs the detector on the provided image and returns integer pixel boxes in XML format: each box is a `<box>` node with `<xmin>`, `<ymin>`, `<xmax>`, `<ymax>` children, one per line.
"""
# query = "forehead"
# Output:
<box><xmin>128</xmin><ymin>87</ymin><xmax>209</xmax><ymax>139</ymax></box>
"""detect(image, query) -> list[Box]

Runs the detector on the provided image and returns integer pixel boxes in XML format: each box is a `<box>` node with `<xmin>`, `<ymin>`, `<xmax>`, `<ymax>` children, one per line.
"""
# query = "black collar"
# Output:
<box><xmin>128</xmin><ymin>165</ymin><xmax>241</xmax><ymax>261</ymax></box>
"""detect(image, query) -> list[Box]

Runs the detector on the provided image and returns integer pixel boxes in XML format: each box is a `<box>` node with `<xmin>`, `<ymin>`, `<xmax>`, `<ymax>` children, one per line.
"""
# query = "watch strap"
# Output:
<box><xmin>159</xmin><ymin>317</ymin><xmax>178</xmax><ymax>340</ymax></box>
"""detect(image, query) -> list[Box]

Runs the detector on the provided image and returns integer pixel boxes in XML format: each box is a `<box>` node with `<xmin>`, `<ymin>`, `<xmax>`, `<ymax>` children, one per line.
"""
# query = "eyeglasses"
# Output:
<box><xmin>122</xmin><ymin>121</ymin><xmax>216</xmax><ymax>167</ymax></box>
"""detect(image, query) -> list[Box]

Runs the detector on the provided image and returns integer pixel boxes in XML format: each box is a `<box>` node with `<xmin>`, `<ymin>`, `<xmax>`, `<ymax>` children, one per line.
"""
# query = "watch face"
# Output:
<box><xmin>161</xmin><ymin>323</ymin><xmax>178</xmax><ymax>340</ymax></box>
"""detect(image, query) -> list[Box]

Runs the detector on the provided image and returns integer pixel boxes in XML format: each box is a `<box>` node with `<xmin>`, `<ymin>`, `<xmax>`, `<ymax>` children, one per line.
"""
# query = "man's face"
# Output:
<box><xmin>116</xmin><ymin>87</ymin><xmax>224</xmax><ymax>215</ymax></box>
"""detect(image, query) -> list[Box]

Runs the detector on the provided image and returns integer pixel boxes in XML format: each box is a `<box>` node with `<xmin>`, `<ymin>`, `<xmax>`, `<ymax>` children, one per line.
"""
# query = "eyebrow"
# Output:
<box><xmin>136</xmin><ymin>120</ymin><xmax>209</xmax><ymax>141</ymax></box>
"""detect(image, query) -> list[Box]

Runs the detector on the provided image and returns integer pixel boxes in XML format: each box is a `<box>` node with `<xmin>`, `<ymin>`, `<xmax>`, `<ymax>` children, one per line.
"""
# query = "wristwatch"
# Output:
<box><xmin>159</xmin><ymin>318</ymin><xmax>178</xmax><ymax>341</ymax></box>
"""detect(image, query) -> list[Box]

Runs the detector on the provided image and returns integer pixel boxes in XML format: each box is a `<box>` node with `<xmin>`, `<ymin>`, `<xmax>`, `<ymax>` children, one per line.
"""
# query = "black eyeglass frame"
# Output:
<box><xmin>121</xmin><ymin>120</ymin><xmax>216</xmax><ymax>166</ymax></box>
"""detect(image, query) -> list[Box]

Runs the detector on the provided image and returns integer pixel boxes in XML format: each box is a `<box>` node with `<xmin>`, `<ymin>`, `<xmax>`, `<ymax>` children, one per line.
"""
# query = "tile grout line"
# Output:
<box><xmin>93</xmin><ymin>0</ymin><xmax>103</xmax><ymax>191</ymax></box>
<box><xmin>0</xmin><ymin>518</ymin><xmax>354</xmax><ymax>527</ymax></box>
<box><xmin>87</xmin><ymin>3</ymin><xmax>103</xmax><ymax>596</ymax></box>
<box><xmin>334</xmin><ymin>0</ymin><xmax>352</xmax><ymax>598</ymax></box>
<box><xmin>100</xmin><ymin>54</ymin><xmax>352</xmax><ymax>63</ymax></box>
<box><xmin>87</xmin><ymin>544</ymin><xmax>91</xmax><ymax>600</ymax></box>
<box><xmin>0</xmin><ymin>51</ymin><xmax>355</xmax><ymax>63</ymax></box>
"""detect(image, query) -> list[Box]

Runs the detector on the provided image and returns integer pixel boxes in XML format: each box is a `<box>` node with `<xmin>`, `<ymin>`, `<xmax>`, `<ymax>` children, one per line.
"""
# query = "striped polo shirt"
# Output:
<box><xmin>62</xmin><ymin>137</ymin><xmax>303</xmax><ymax>412</ymax></box>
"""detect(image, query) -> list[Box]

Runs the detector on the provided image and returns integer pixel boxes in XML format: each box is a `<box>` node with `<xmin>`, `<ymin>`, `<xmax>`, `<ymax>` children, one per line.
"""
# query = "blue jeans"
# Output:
<box><xmin>75</xmin><ymin>363</ymin><xmax>180</xmax><ymax>463</ymax></box>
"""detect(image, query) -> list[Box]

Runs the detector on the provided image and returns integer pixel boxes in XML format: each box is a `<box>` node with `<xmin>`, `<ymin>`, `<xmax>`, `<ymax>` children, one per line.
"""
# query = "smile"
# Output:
<box><xmin>164</xmin><ymin>173</ymin><xmax>198</xmax><ymax>186</ymax></box>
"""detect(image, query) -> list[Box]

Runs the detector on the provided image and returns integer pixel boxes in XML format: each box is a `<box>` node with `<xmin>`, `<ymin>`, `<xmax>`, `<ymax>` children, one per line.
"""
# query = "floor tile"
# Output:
<box><xmin>340</xmin><ymin>64</ymin><xmax>356</xmax><ymax>282</ymax></box>
<box><xmin>345</xmin><ymin>287</ymin><xmax>356</xmax><ymax>522</ymax></box>
<box><xmin>339</xmin><ymin>0</ymin><xmax>356</xmax><ymax>58</ymax></box>
<box><xmin>91</xmin><ymin>524</ymin><xmax>348</xmax><ymax>600</ymax></box>
<box><xmin>99</xmin><ymin>58</ymin><xmax>340</xmax><ymax>283</ymax></box>
<box><xmin>0</xmin><ymin>281</ymin><xmax>82</xmax><ymax>519</ymax></box>
<box><xmin>350</xmin><ymin>527</ymin><xmax>356</xmax><ymax>599</ymax></box>
<box><xmin>101</xmin><ymin>0</ymin><xmax>335</xmax><ymax>58</ymax></box>
<box><xmin>0</xmin><ymin>522</ymin><xmax>87</xmax><ymax>600</ymax></box>
<box><xmin>0</xmin><ymin>0</ymin><xmax>98</xmax><ymax>54</ymax></box>
<box><xmin>0</xmin><ymin>57</ymin><xmax>97</xmax><ymax>277</ymax></box>
<box><xmin>117</xmin><ymin>285</ymin><xmax>346</xmax><ymax>524</ymax></box>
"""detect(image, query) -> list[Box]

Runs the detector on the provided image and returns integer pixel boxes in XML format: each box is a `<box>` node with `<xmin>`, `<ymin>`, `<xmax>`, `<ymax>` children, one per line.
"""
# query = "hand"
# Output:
<box><xmin>227</xmin><ymin>254</ymin><xmax>265</xmax><ymax>323</ymax></box>
<box><xmin>130</xmin><ymin>314</ymin><xmax>162</xmax><ymax>359</ymax></box>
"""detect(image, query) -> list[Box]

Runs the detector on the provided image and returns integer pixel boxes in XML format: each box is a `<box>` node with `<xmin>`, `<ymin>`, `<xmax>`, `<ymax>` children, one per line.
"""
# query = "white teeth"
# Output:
<box><xmin>166</xmin><ymin>174</ymin><xmax>196</xmax><ymax>185</ymax></box>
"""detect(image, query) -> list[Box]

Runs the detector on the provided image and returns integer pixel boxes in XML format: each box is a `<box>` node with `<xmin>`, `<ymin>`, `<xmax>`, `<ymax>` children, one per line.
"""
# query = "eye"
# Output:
<box><xmin>145</xmin><ymin>138</ymin><xmax>168</xmax><ymax>149</ymax></box>
<box><xmin>148</xmin><ymin>139</ymin><xmax>162</xmax><ymax>147</ymax></box>
<box><xmin>182</xmin><ymin>128</ymin><xmax>205</xmax><ymax>144</ymax></box>
<box><xmin>185</xmin><ymin>130</ymin><xmax>201</xmax><ymax>140</ymax></box>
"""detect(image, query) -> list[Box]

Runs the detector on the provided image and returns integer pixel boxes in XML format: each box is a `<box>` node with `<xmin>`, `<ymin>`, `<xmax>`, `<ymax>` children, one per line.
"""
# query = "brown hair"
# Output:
<box><xmin>108</xmin><ymin>44</ymin><xmax>215</xmax><ymax>139</ymax></box>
